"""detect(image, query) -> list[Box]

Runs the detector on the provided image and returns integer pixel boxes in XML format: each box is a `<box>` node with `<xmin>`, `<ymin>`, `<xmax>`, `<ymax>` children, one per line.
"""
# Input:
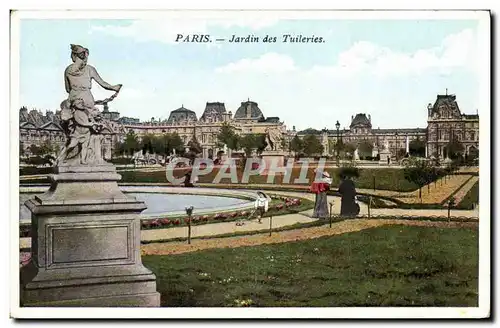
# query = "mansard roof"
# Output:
<box><xmin>234</xmin><ymin>100</ymin><xmax>264</xmax><ymax>120</ymax></box>
<box><xmin>350</xmin><ymin>113</ymin><xmax>372</xmax><ymax>128</ymax></box>
<box><xmin>167</xmin><ymin>106</ymin><xmax>198</xmax><ymax>124</ymax></box>
<box><xmin>429</xmin><ymin>94</ymin><xmax>462</xmax><ymax>118</ymax></box>
<box><xmin>200</xmin><ymin>102</ymin><xmax>227</xmax><ymax>122</ymax></box>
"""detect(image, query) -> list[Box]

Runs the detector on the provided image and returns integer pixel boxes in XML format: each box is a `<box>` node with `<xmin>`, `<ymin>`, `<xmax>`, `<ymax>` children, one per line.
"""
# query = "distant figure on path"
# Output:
<box><xmin>338</xmin><ymin>175</ymin><xmax>359</xmax><ymax>217</ymax></box>
<box><xmin>310</xmin><ymin>170</ymin><xmax>332</xmax><ymax>219</ymax></box>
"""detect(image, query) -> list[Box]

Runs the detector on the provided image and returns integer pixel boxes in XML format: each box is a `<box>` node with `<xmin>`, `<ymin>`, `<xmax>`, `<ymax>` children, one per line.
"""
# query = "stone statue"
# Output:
<box><xmin>384</xmin><ymin>139</ymin><xmax>390</xmax><ymax>150</ymax></box>
<box><xmin>354</xmin><ymin>148</ymin><xmax>360</xmax><ymax>161</ymax></box>
<box><xmin>56</xmin><ymin>44</ymin><xmax>122</xmax><ymax>166</ymax></box>
<box><xmin>265</xmin><ymin>127</ymin><xmax>283</xmax><ymax>151</ymax></box>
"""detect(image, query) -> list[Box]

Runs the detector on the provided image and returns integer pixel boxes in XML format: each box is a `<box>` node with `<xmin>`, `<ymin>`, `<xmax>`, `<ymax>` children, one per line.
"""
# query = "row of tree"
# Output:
<box><xmin>113</xmin><ymin>131</ymin><xmax>192</xmax><ymax>157</ymax></box>
<box><xmin>403</xmin><ymin>157</ymin><xmax>461</xmax><ymax>199</ymax></box>
<box><xmin>215</xmin><ymin>123</ymin><xmax>269</xmax><ymax>157</ymax></box>
<box><xmin>20</xmin><ymin>140</ymin><xmax>60</xmax><ymax>157</ymax></box>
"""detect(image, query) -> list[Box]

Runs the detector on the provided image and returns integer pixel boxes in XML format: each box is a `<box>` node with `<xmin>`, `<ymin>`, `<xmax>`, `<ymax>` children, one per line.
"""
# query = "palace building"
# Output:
<box><xmin>292</xmin><ymin>92</ymin><xmax>479</xmax><ymax>160</ymax></box>
<box><xmin>122</xmin><ymin>100</ymin><xmax>286</xmax><ymax>159</ymax></box>
<box><xmin>19</xmin><ymin>106</ymin><xmax>123</xmax><ymax>160</ymax></box>
<box><xmin>425</xmin><ymin>93</ymin><xmax>479</xmax><ymax>159</ymax></box>
<box><xmin>19</xmin><ymin>92</ymin><xmax>479</xmax><ymax>162</ymax></box>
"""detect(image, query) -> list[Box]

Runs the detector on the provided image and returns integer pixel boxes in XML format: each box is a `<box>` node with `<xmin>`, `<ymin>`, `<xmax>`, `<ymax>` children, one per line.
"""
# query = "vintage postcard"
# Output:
<box><xmin>10</xmin><ymin>9</ymin><xmax>490</xmax><ymax>319</ymax></box>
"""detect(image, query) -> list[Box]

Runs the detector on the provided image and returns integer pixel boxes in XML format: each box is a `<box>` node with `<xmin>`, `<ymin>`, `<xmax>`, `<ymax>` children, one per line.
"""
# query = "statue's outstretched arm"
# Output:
<box><xmin>90</xmin><ymin>66</ymin><xmax>119</xmax><ymax>91</ymax></box>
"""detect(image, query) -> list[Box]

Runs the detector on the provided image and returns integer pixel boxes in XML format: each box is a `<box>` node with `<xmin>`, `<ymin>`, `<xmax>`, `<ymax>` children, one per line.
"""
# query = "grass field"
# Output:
<box><xmin>142</xmin><ymin>225</ymin><xmax>478</xmax><ymax>307</ymax></box>
<box><xmin>456</xmin><ymin>181</ymin><xmax>479</xmax><ymax>210</ymax></box>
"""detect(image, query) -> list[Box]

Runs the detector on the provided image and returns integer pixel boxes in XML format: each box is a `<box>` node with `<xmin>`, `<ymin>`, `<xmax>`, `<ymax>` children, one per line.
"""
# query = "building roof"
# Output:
<box><xmin>167</xmin><ymin>106</ymin><xmax>198</xmax><ymax>124</ymax></box>
<box><xmin>372</xmin><ymin>128</ymin><xmax>427</xmax><ymax>134</ymax></box>
<box><xmin>200</xmin><ymin>102</ymin><xmax>227</xmax><ymax>122</ymax></box>
<box><xmin>233</xmin><ymin>100</ymin><xmax>264</xmax><ymax>120</ymax></box>
<box><xmin>350</xmin><ymin>113</ymin><xmax>372</xmax><ymax>128</ymax></box>
<box><xmin>462</xmin><ymin>114</ymin><xmax>479</xmax><ymax>120</ymax></box>
<box><xmin>297</xmin><ymin>128</ymin><xmax>321</xmax><ymax>135</ymax></box>
<box><xmin>263</xmin><ymin>117</ymin><xmax>280</xmax><ymax>123</ymax></box>
<box><xmin>428</xmin><ymin>94</ymin><xmax>462</xmax><ymax>118</ymax></box>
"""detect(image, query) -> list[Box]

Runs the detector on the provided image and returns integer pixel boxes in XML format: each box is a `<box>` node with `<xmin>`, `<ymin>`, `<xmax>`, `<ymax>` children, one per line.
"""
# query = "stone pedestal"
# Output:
<box><xmin>379</xmin><ymin>149</ymin><xmax>392</xmax><ymax>165</ymax></box>
<box><xmin>260</xmin><ymin>151</ymin><xmax>286</xmax><ymax>174</ymax></box>
<box><xmin>20</xmin><ymin>164</ymin><xmax>160</xmax><ymax>307</ymax></box>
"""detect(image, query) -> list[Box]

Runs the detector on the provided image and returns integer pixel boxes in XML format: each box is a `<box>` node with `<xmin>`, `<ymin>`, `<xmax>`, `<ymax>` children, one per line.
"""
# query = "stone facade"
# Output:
<box><xmin>426</xmin><ymin>93</ymin><xmax>479</xmax><ymax>159</ymax></box>
<box><xmin>19</xmin><ymin>93</ymin><xmax>479</xmax><ymax>161</ymax></box>
<box><xmin>291</xmin><ymin>93</ymin><xmax>479</xmax><ymax>160</ymax></box>
<box><xmin>293</xmin><ymin>113</ymin><xmax>426</xmax><ymax>159</ymax></box>
<box><xmin>123</xmin><ymin>100</ymin><xmax>286</xmax><ymax>159</ymax></box>
<box><xmin>19</xmin><ymin>107</ymin><xmax>122</xmax><ymax>160</ymax></box>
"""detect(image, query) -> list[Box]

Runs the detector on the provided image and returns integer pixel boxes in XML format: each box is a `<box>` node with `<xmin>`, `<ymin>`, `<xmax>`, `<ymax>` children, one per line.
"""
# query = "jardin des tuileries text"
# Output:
<box><xmin>175</xmin><ymin>34</ymin><xmax>326</xmax><ymax>43</ymax></box>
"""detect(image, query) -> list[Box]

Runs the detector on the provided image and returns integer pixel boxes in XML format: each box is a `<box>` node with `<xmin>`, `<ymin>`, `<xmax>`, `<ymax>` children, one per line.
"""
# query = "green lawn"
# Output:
<box><xmin>142</xmin><ymin>225</ymin><xmax>478</xmax><ymax>307</ymax></box>
<box><xmin>457</xmin><ymin>181</ymin><xmax>479</xmax><ymax>210</ymax></box>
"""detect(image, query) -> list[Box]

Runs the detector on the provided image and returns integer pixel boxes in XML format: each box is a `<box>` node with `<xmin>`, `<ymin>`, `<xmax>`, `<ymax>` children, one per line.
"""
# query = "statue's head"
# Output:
<box><xmin>70</xmin><ymin>44</ymin><xmax>89</xmax><ymax>64</ymax></box>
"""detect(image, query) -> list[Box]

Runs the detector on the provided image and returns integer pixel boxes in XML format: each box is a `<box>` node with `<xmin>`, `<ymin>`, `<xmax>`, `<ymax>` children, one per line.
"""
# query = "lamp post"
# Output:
<box><xmin>185</xmin><ymin>206</ymin><xmax>194</xmax><ymax>244</ymax></box>
<box><xmin>335</xmin><ymin>120</ymin><xmax>340</xmax><ymax>167</ymax></box>
<box><xmin>395</xmin><ymin>131</ymin><xmax>399</xmax><ymax>162</ymax></box>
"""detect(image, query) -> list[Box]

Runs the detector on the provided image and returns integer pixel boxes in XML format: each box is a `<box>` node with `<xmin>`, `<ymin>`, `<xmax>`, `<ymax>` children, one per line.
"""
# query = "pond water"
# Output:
<box><xmin>19</xmin><ymin>192</ymin><xmax>250</xmax><ymax>221</ymax></box>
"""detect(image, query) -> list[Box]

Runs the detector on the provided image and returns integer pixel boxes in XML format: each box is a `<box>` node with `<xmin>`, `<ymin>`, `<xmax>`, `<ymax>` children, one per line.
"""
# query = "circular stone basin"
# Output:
<box><xmin>19</xmin><ymin>187</ymin><xmax>256</xmax><ymax>222</ymax></box>
<box><xmin>127</xmin><ymin>193</ymin><xmax>249</xmax><ymax>216</ymax></box>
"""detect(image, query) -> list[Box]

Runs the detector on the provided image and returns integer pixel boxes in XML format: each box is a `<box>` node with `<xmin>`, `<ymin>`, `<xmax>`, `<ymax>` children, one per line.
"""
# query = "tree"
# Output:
<box><xmin>358</xmin><ymin>140</ymin><xmax>373</xmax><ymax>158</ymax></box>
<box><xmin>140</xmin><ymin>133</ymin><xmax>156</xmax><ymax>155</ymax></box>
<box><xmin>29</xmin><ymin>144</ymin><xmax>42</xmax><ymax>156</ymax></box>
<box><xmin>397</xmin><ymin>148</ymin><xmax>407</xmax><ymax>159</ymax></box>
<box><xmin>152</xmin><ymin>135</ymin><xmax>166</xmax><ymax>155</ymax></box>
<box><xmin>338</xmin><ymin>163</ymin><xmax>361</xmax><ymax>179</ymax></box>
<box><xmin>409</xmin><ymin>138</ymin><xmax>426</xmax><ymax>157</ymax></box>
<box><xmin>187</xmin><ymin>135</ymin><xmax>203</xmax><ymax>154</ymax></box>
<box><xmin>445</xmin><ymin>136</ymin><xmax>465</xmax><ymax>160</ymax></box>
<box><xmin>302</xmin><ymin>135</ymin><xmax>323</xmax><ymax>157</ymax></box>
<box><xmin>343</xmin><ymin>142</ymin><xmax>357</xmax><ymax>160</ymax></box>
<box><xmin>290</xmin><ymin>135</ymin><xmax>303</xmax><ymax>155</ymax></box>
<box><xmin>217</xmin><ymin>122</ymin><xmax>239</xmax><ymax>150</ymax></box>
<box><xmin>123</xmin><ymin>130</ymin><xmax>140</xmax><ymax>156</ymax></box>
<box><xmin>239</xmin><ymin>134</ymin><xmax>257</xmax><ymax>157</ymax></box>
<box><xmin>19</xmin><ymin>141</ymin><xmax>25</xmax><ymax>157</ymax></box>
<box><xmin>168</xmin><ymin>133</ymin><xmax>185</xmax><ymax>154</ymax></box>
<box><xmin>280</xmin><ymin>138</ymin><xmax>289</xmax><ymax>152</ymax></box>
<box><xmin>403</xmin><ymin>158</ymin><xmax>434</xmax><ymax>199</ymax></box>
<box><xmin>466</xmin><ymin>147</ymin><xmax>479</xmax><ymax>166</ymax></box>
<box><xmin>113</xmin><ymin>141</ymin><xmax>126</xmax><ymax>157</ymax></box>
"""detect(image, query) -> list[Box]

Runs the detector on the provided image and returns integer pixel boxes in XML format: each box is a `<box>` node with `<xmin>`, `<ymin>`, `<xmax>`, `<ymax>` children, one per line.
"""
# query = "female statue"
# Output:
<box><xmin>56</xmin><ymin>44</ymin><xmax>122</xmax><ymax>166</ymax></box>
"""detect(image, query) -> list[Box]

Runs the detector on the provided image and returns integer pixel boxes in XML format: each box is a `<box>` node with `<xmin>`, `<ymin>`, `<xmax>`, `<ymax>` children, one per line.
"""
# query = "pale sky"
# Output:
<box><xmin>19</xmin><ymin>16</ymin><xmax>481</xmax><ymax>131</ymax></box>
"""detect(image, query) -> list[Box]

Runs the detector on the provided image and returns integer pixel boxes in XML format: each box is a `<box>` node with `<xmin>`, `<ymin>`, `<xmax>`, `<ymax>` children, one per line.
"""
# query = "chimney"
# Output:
<box><xmin>351</xmin><ymin>115</ymin><xmax>354</xmax><ymax>121</ymax></box>
<box><xmin>368</xmin><ymin>114</ymin><xmax>371</xmax><ymax>122</ymax></box>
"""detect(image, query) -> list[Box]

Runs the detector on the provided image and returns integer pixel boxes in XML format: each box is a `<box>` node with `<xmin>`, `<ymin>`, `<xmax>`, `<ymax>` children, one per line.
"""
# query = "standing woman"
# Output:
<box><xmin>310</xmin><ymin>170</ymin><xmax>332</xmax><ymax>219</ymax></box>
<box><xmin>338</xmin><ymin>174</ymin><xmax>359</xmax><ymax>217</ymax></box>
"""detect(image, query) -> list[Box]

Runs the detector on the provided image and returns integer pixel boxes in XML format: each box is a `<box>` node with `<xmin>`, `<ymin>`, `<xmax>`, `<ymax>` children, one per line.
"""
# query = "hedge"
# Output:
<box><xmin>116</xmin><ymin>167</ymin><xmax>420</xmax><ymax>192</ymax></box>
<box><xmin>19</xmin><ymin>166</ymin><xmax>55</xmax><ymax>176</ymax></box>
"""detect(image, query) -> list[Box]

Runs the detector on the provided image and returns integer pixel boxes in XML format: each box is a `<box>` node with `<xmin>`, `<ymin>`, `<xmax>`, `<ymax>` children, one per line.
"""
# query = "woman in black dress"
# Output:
<box><xmin>338</xmin><ymin>174</ymin><xmax>359</xmax><ymax>217</ymax></box>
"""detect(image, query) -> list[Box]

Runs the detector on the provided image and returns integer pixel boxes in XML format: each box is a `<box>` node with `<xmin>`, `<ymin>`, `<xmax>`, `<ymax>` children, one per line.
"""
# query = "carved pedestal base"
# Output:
<box><xmin>260</xmin><ymin>151</ymin><xmax>286</xmax><ymax>175</ymax></box>
<box><xmin>20</xmin><ymin>165</ymin><xmax>160</xmax><ymax>307</ymax></box>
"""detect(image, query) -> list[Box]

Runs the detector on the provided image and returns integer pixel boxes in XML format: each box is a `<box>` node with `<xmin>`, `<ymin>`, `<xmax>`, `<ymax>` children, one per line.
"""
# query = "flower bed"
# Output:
<box><xmin>18</xmin><ymin>196</ymin><xmax>312</xmax><ymax>238</ymax></box>
<box><xmin>139</xmin><ymin>196</ymin><xmax>308</xmax><ymax>231</ymax></box>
